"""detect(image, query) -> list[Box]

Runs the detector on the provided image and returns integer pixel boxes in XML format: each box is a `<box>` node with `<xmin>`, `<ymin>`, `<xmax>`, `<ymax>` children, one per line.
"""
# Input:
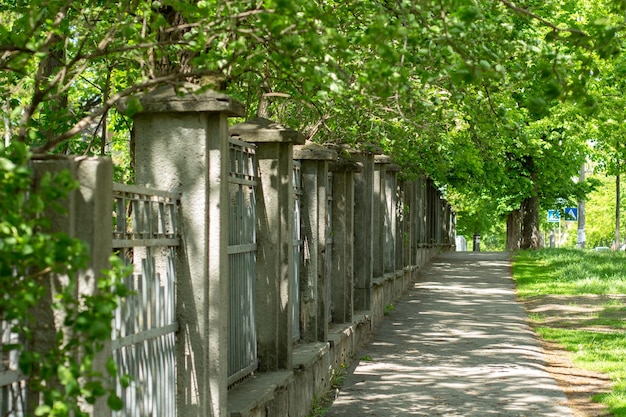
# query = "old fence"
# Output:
<box><xmin>111</xmin><ymin>183</ymin><xmax>180</xmax><ymax>416</ymax></box>
<box><xmin>1</xmin><ymin>85</ymin><xmax>454</xmax><ymax>417</ymax></box>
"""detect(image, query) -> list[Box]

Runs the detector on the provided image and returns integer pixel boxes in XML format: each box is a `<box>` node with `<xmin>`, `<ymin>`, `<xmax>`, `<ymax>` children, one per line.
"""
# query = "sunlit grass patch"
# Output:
<box><xmin>535</xmin><ymin>327</ymin><xmax>626</xmax><ymax>415</ymax></box>
<box><xmin>513</xmin><ymin>249</ymin><xmax>626</xmax><ymax>297</ymax></box>
<box><xmin>513</xmin><ymin>248</ymin><xmax>626</xmax><ymax>416</ymax></box>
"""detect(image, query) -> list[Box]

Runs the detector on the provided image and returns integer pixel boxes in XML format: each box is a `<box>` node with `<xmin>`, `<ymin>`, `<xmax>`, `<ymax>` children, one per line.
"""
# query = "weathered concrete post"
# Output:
<box><xmin>426</xmin><ymin>179</ymin><xmax>437</xmax><ymax>244</ymax></box>
<box><xmin>30</xmin><ymin>156</ymin><xmax>113</xmax><ymax>417</ymax></box>
<box><xmin>373</xmin><ymin>154</ymin><xmax>391</xmax><ymax>281</ymax></box>
<box><xmin>403</xmin><ymin>180</ymin><xmax>416</xmax><ymax>269</ymax></box>
<box><xmin>230</xmin><ymin>117</ymin><xmax>304</xmax><ymax>372</ymax></box>
<box><xmin>416</xmin><ymin>176</ymin><xmax>428</xmax><ymax>266</ymax></box>
<box><xmin>348</xmin><ymin>149</ymin><xmax>375</xmax><ymax>312</ymax></box>
<box><xmin>384</xmin><ymin>163</ymin><xmax>401</xmax><ymax>275</ymax></box>
<box><xmin>328</xmin><ymin>153</ymin><xmax>361</xmax><ymax>324</ymax></box>
<box><xmin>129</xmin><ymin>84</ymin><xmax>245</xmax><ymax>417</ymax></box>
<box><xmin>294</xmin><ymin>142</ymin><xmax>337</xmax><ymax>342</ymax></box>
<box><xmin>436</xmin><ymin>190</ymin><xmax>444</xmax><ymax>246</ymax></box>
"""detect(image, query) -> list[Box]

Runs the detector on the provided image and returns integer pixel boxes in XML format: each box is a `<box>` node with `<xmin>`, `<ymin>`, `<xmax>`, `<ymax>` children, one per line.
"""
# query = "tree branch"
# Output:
<box><xmin>30</xmin><ymin>71</ymin><xmax>220</xmax><ymax>153</ymax></box>
<box><xmin>497</xmin><ymin>0</ymin><xmax>589</xmax><ymax>37</ymax></box>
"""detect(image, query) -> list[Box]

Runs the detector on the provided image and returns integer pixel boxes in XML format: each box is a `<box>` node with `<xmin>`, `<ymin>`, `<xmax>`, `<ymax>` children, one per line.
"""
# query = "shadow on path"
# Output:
<box><xmin>324</xmin><ymin>252</ymin><xmax>573</xmax><ymax>417</ymax></box>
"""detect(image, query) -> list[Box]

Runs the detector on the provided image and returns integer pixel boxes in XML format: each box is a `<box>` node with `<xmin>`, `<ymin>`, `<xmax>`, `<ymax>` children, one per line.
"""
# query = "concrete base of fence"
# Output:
<box><xmin>226</xmin><ymin>313</ymin><xmax>372</xmax><ymax>417</ymax></box>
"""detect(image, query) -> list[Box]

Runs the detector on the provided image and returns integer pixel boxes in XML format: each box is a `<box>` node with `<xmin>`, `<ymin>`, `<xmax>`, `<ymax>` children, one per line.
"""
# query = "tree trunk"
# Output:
<box><xmin>520</xmin><ymin>195</ymin><xmax>540</xmax><ymax>249</ymax></box>
<box><xmin>154</xmin><ymin>7</ymin><xmax>194</xmax><ymax>78</ymax></box>
<box><xmin>616</xmin><ymin>174</ymin><xmax>621</xmax><ymax>250</ymax></box>
<box><xmin>41</xmin><ymin>37</ymin><xmax>68</xmax><ymax>148</ymax></box>
<box><xmin>506</xmin><ymin>208</ymin><xmax>521</xmax><ymax>251</ymax></box>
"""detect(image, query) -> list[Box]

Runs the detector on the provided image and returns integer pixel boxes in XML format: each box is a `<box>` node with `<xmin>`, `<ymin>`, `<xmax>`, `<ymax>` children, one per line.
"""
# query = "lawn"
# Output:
<box><xmin>513</xmin><ymin>249</ymin><xmax>626</xmax><ymax>417</ymax></box>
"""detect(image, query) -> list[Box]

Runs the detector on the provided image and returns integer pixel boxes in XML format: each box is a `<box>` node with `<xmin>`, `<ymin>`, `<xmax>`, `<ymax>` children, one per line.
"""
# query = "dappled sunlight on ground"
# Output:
<box><xmin>324</xmin><ymin>252</ymin><xmax>572</xmax><ymax>417</ymax></box>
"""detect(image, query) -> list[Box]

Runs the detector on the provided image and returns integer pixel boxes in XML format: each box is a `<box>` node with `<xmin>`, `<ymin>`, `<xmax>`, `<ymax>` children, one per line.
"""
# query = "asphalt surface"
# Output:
<box><xmin>324</xmin><ymin>251</ymin><xmax>573</xmax><ymax>417</ymax></box>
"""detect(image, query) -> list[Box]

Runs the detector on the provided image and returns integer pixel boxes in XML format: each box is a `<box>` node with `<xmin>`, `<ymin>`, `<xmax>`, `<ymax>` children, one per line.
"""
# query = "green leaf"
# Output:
<box><xmin>34</xmin><ymin>405</ymin><xmax>52</xmax><ymax>416</ymax></box>
<box><xmin>107</xmin><ymin>393</ymin><xmax>124</xmax><ymax>411</ymax></box>
<box><xmin>57</xmin><ymin>365</ymin><xmax>75</xmax><ymax>385</ymax></box>
<box><xmin>105</xmin><ymin>356</ymin><xmax>118</xmax><ymax>377</ymax></box>
<box><xmin>0</xmin><ymin>157</ymin><xmax>16</xmax><ymax>171</ymax></box>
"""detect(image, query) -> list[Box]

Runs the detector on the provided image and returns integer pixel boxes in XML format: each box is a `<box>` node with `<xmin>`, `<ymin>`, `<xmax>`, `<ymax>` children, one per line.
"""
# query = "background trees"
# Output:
<box><xmin>1</xmin><ymin>2</ymin><xmax>623</xmax><ymax>246</ymax></box>
<box><xmin>1</xmin><ymin>1</ymin><xmax>623</xmax><ymax>248</ymax></box>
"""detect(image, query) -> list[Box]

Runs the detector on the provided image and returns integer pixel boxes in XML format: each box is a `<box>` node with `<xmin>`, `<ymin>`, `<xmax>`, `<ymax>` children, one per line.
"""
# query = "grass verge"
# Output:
<box><xmin>513</xmin><ymin>248</ymin><xmax>626</xmax><ymax>417</ymax></box>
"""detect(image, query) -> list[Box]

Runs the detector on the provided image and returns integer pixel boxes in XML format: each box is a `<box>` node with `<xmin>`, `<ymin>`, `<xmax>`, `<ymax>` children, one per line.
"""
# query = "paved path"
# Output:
<box><xmin>324</xmin><ymin>251</ymin><xmax>573</xmax><ymax>417</ymax></box>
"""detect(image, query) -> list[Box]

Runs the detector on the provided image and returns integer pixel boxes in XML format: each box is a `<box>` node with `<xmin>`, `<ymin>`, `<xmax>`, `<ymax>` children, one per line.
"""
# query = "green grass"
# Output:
<box><xmin>513</xmin><ymin>248</ymin><xmax>626</xmax><ymax>416</ymax></box>
<box><xmin>513</xmin><ymin>248</ymin><xmax>626</xmax><ymax>298</ymax></box>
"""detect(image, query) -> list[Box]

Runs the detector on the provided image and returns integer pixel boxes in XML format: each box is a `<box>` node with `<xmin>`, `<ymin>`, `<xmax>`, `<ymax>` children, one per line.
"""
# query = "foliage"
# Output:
<box><xmin>0</xmin><ymin>0</ymin><xmax>623</xmax><ymax>244</ymax></box>
<box><xmin>0</xmin><ymin>142</ymin><xmax>130</xmax><ymax>416</ymax></box>
<box><xmin>583</xmin><ymin>174</ymin><xmax>621</xmax><ymax>248</ymax></box>
<box><xmin>513</xmin><ymin>248</ymin><xmax>626</xmax><ymax>415</ymax></box>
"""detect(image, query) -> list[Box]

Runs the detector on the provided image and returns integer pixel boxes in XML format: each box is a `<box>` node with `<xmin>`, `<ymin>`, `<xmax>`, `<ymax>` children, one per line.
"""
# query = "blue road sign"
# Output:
<box><xmin>564</xmin><ymin>207</ymin><xmax>578</xmax><ymax>221</ymax></box>
<box><xmin>547</xmin><ymin>210</ymin><xmax>560</xmax><ymax>223</ymax></box>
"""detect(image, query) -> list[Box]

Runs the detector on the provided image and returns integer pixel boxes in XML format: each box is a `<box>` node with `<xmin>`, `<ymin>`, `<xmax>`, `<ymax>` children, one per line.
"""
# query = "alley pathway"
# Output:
<box><xmin>324</xmin><ymin>251</ymin><xmax>573</xmax><ymax>417</ymax></box>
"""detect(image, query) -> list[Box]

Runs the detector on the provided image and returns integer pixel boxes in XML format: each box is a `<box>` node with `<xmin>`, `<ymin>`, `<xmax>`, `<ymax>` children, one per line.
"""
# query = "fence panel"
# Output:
<box><xmin>227</xmin><ymin>138</ymin><xmax>258</xmax><ymax>385</ymax></box>
<box><xmin>112</xmin><ymin>183</ymin><xmax>179</xmax><ymax>417</ymax></box>
<box><xmin>0</xmin><ymin>319</ymin><xmax>25</xmax><ymax>417</ymax></box>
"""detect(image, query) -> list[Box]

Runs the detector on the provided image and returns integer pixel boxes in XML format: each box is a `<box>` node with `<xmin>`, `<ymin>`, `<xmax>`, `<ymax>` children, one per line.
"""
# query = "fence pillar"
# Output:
<box><xmin>397</xmin><ymin>179</ymin><xmax>411</xmax><ymax>271</ymax></box>
<box><xmin>437</xmin><ymin>190</ymin><xmax>444</xmax><ymax>246</ymax></box>
<box><xmin>373</xmin><ymin>155</ymin><xmax>391</xmax><ymax>280</ymax></box>
<box><xmin>348</xmin><ymin>150</ymin><xmax>375</xmax><ymax>312</ymax></box>
<box><xmin>129</xmin><ymin>84</ymin><xmax>245</xmax><ymax>417</ymax></box>
<box><xmin>30</xmin><ymin>156</ymin><xmax>113</xmax><ymax>417</ymax></box>
<box><xmin>427</xmin><ymin>179</ymin><xmax>436</xmax><ymax>246</ymax></box>
<box><xmin>415</xmin><ymin>176</ymin><xmax>428</xmax><ymax>266</ymax></box>
<box><xmin>417</xmin><ymin>177</ymin><xmax>426</xmax><ymax>248</ymax></box>
<box><xmin>385</xmin><ymin>163</ymin><xmax>401</xmax><ymax>274</ymax></box>
<box><xmin>294</xmin><ymin>142</ymin><xmax>337</xmax><ymax>342</ymax></box>
<box><xmin>230</xmin><ymin>117</ymin><xmax>304</xmax><ymax>372</ymax></box>
<box><xmin>404</xmin><ymin>180</ymin><xmax>416</xmax><ymax>268</ymax></box>
<box><xmin>328</xmin><ymin>154</ymin><xmax>361</xmax><ymax>324</ymax></box>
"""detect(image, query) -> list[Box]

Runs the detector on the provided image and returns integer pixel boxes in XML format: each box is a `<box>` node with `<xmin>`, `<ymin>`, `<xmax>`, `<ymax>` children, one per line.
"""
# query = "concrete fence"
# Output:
<box><xmin>5</xmin><ymin>84</ymin><xmax>455</xmax><ymax>417</ymax></box>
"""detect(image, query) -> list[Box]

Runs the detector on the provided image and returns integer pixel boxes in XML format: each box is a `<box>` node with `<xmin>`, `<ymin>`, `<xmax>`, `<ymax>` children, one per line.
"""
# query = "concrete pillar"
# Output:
<box><xmin>328</xmin><ymin>154</ymin><xmax>361</xmax><ymax>324</ymax></box>
<box><xmin>418</xmin><ymin>177</ymin><xmax>427</xmax><ymax>247</ymax></box>
<box><xmin>128</xmin><ymin>84</ymin><xmax>245</xmax><ymax>417</ymax></box>
<box><xmin>373</xmin><ymin>155</ymin><xmax>391</xmax><ymax>279</ymax></box>
<box><xmin>348</xmin><ymin>150</ymin><xmax>375</xmax><ymax>312</ymax></box>
<box><xmin>427</xmin><ymin>179</ymin><xmax>436</xmax><ymax>245</ymax></box>
<box><xmin>396</xmin><ymin>178</ymin><xmax>407</xmax><ymax>271</ymax></box>
<box><xmin>293</xmin><ymin>142</ymin><xmax>337</xmax><ymax>342</ymax></box>
<box><xmin>385</xmin><ymin>163</ymin><xmax>401</xmax><ymax>273</ymax></box>
<box><xmin>404</xmin><ymin>180</ymin><xmax>416</xmax><ymax>267</ymax></box>
<box><xmin>230</xmin><ymin>117</ymin><xmax>304</xmax><ymax>372</ymax></box>
<box><xmin>30</xmin><ymin>156</ymin><xmax>113</xmax><ymax>417</ymax></box>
